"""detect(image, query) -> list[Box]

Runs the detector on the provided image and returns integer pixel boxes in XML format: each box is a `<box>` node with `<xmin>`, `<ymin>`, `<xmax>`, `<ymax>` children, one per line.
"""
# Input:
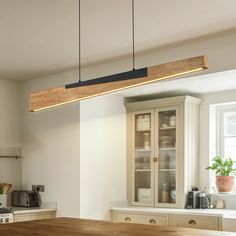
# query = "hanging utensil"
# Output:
<box><xmin>6</xmin><ymin>184</ymin><xmax>12</xmax><ymax>194</ymax></box>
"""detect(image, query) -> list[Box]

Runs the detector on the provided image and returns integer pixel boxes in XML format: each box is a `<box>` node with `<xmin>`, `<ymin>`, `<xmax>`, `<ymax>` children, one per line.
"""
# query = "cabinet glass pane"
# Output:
<box><xmin>157</xmin><ymin>110</ymin><xmax>176</xmax><ymax>204</ymax></box>
<box><xmin>134</xmin><ymin>113</ymin><xmax>152</xmax><ymax>203</ymax></box>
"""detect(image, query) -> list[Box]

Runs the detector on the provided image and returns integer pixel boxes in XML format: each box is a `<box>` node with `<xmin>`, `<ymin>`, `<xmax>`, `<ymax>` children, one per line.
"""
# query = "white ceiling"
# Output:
<box><xmin>1</xmin><ymin>0</ymin><xmax>236</xmax><ymax>81</ymax></box>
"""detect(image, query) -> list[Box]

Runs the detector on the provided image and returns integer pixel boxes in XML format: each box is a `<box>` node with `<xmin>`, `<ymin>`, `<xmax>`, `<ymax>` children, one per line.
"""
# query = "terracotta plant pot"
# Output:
<box><xmin>216</xmin><ymin>176</ymin><xmax>235</xmax><ymax>192</ymax></box>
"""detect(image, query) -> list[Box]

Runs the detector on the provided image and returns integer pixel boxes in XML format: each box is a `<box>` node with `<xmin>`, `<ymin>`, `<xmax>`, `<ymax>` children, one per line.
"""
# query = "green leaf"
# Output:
<box><xmin>206</xmin><ymin>156</ymin><xmax>236</xmax><ymax>176</ymax></box>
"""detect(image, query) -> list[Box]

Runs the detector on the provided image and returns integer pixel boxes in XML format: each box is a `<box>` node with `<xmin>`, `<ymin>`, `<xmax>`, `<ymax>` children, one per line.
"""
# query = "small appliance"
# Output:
<box><xmin>199</xmin><ymin>192</ymin><xmax>210</xmax><ymax>209</ymax></box>
<box><xmin>12</xmin><ymin>190</ymin><xmax>40</xmax><ymax>207</ymax></box>
<box><xmin>186</xmin><ymin>190</ymin><xmax>200</xmax><ymax>209</ymax></box>
<box><xmin>0</xmin><ymin>208</ymin><xmax>13</xmax><ymax>224</ymax></box>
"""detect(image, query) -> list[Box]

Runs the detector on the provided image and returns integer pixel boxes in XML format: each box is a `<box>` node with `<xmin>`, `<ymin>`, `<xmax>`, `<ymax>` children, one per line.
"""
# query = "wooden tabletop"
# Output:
<box><xmin>0</xmin><ymin>218</ymin><xmax>235</xmax><ymax>236</ymax></box>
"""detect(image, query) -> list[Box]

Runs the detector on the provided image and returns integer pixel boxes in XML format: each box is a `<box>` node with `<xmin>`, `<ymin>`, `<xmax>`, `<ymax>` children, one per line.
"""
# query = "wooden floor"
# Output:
<box><xmin>0</xmin><ymin>218</ymin><xmax>234</xmax><ymax>236</ymax></box>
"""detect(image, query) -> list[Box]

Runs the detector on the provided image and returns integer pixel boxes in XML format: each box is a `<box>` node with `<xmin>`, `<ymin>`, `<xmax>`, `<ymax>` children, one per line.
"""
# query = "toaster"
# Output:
<box><xmin>12</xmin><ymin>190</ymin><xmax>40</xmax><ymax>207</ymax></box>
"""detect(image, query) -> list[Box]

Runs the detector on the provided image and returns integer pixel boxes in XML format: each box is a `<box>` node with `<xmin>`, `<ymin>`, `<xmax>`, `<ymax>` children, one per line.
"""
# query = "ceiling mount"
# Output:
<box><xmin>132</xmin><ymin>0</ymin><xmax>136</xmax><ymax>71</ymax></box>
<box><xmin>65</xmin><ymin>0</ymin><xmax>142</xmax><ymax>90</ymax></box>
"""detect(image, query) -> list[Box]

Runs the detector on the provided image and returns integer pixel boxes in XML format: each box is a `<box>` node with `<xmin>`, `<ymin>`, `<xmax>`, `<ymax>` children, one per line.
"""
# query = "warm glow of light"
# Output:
<box><xmin>31</xmin><ymin>67</ymin><xmax>204</xmax><ymax>112</ymax></box>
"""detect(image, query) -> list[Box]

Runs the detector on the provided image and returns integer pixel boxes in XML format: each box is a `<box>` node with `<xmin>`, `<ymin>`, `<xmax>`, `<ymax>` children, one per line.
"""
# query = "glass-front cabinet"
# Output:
<box><xmin>126</xmin><ymin>96</ymin><xmax>201</xmax><ymax>208</ymax></box>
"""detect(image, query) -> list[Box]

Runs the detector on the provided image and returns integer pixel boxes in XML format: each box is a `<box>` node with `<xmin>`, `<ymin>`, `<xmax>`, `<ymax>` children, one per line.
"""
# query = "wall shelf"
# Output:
<box><xmin>0</xmin><ymin>155</ymin><xmax>21</xmax><ymax>159</ymax></box>
<box><xmin>0</xmin><ymin>148</ymin><xmax>22</xmax><ymax>160</ymax></box>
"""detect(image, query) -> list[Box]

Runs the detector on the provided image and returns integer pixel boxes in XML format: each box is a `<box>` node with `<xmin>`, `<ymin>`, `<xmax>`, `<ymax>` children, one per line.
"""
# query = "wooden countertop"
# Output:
<box><xmin>0</xmin><ymin>218</ymin><xmax>234</xmax><ymax>236</ymax></box>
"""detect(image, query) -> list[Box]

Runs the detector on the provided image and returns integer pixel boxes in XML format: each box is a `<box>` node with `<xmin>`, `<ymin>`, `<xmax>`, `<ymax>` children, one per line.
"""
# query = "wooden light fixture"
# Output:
<box><xmin>29</xmin><ymin>0</ymin><xmax>208</xmax><ymax>112</ymax></box>
<box><xmin>29</xmin><ymin>55</ymin><xmax>208</xmax><ymax>112</ymax></box>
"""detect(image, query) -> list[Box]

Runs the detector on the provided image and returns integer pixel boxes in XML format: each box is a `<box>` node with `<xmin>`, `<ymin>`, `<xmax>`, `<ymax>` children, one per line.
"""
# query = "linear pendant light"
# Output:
<box><xmin>29</xmin><ymin>1</ymin><xmax>208</xmax><ymax>112</ymax></box>
<box><xmin>29</xmin><ymin>55</ymin><xmax>208</xmax><ymax>112</ymax></box>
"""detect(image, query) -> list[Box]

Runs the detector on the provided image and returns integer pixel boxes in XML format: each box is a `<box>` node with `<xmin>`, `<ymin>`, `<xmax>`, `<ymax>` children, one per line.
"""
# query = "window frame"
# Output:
<box><xmin>215</xmin><ymin>104</ymin><xmax>236</xmax><ymax>192</ymax></box>
<box><xmin>217</xmin><ymin>105</ymin><xmax>236</xmax><ymax>158</ymax></box>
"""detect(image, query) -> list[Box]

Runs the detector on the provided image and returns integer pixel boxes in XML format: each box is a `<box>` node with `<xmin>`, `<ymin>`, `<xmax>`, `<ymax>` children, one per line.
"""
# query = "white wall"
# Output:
<box><xmin>80</xmin><ymin>94</ymin><xmax>126</xmax><ymax>220</ymax></box>
<box><xmin>21</xmin><ymin>71</ymin><xmax>80</xmax><ymax>217</ymax></box>
<box><xmin>21</xmin><ymin>66</ymin><xmax>127</xmax><ymax>218</ymax></box>
<box><xmin>0</xmin><ymin>78</ymin><xmax>22</xmax><ymax>195</ymax></box>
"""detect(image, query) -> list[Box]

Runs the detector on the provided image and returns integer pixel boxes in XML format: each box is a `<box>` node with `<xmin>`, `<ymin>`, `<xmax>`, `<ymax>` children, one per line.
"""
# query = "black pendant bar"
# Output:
<box><xmin>65</xmin><ymin>68</ymin><xmax>148</xmax><ymax>89</ymax></box>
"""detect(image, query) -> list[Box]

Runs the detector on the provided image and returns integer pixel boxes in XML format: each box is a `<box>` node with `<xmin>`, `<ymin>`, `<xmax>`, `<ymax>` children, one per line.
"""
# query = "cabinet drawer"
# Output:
<box><xmin>169</xmin><ymin>214</ymin><xmax>219</xmax><ymax>230</ymax></box>
<box><xmin>116</xmin><ymin>212</ymin><xmax>168</xmax><ymax>226</ymax></box>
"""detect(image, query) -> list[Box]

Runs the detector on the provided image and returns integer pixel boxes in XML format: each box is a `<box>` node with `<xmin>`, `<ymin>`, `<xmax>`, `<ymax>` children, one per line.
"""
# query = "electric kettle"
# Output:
<box><xmin>199</xmin><ymin>192</ymin><xmax>210</xmax><ymax>209</ymax></box>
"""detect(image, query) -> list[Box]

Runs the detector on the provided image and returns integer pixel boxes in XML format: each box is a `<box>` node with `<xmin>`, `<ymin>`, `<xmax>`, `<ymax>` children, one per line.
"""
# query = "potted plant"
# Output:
<box><xmin>206</xmin><ymin>156</ymin><xmax>236</xmax><ymax>192</ymax></box>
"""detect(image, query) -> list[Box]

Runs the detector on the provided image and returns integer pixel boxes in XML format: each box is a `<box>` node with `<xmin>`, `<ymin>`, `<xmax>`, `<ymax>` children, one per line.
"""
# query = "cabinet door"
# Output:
<box><xmin>131</xmin><ymin>110</ymin><xmax>154</xmax><ymax>206</ymax></box>
<box><xmin>155</xmin><ymin>107</ymin><xmax>179</xmax><ymax>207</ymax></box>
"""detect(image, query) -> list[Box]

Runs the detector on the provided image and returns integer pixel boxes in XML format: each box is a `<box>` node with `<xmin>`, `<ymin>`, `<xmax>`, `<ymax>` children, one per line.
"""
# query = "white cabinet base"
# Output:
<box><xmin>111</xmin><ymin>208</ymin><xmax>221</xmax><ymax>231</ymax></box>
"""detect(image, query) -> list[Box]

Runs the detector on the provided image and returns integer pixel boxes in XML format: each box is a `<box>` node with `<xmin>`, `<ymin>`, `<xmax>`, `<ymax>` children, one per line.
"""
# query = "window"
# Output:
<box><xmin>209</xmin><ymin>103</ymin><xmax>236</xmax><ymax>192</ymax></box>
<box><xmin>217</xmin><ymin>105</ymin><xmax>236</xmax><ymax>160</ymax></box>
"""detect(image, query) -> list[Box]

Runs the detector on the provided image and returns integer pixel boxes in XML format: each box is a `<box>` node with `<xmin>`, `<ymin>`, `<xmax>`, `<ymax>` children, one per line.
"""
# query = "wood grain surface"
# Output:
<box><xmin>29</xmin><ymin>55</ymin><xmax>208</xmax><ymax>111</ymax></box>
<box><xmin>0</xmin><ymin>217</ymin><xmax>234</xmax><ymax>236</ymax></box>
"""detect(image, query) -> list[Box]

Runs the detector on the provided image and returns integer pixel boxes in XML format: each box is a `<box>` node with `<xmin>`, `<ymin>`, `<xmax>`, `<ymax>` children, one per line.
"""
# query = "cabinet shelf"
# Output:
<box><xmin>135</xmin><ymin>169</ymin><xmax>151</xmax><ymax>172</ymax></box>
<box><xmin>159</xmin><ymin>126</ymin><xmax>176</xmax><ymax>130</ymax></box>
<box><xmin>136</xmin><ymin>129</ymin><xmax>151</xmax><ymax>132</ymax></box>
<box><xmin>135</xmin><ymin>149</ymin><xmax>151</xmax><ymax>152</ymax></box>
<box><xmin>158</xmin><ymin>169</ymin><xmax>176</xmax><ymax>172</ymax></box>
<box><xmin>159</xmin><ymin>147</ymin><xmax>176</xmax><ymax>151</ymax></box>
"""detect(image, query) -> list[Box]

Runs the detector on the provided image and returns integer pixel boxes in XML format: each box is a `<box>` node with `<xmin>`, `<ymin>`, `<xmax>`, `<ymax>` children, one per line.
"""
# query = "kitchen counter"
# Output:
<box><xmin>111</xmin><ymin>207</ymin><xmax>236</xmax><ymax>217</ymax></box>
<box><xmin>0</xmin><ymin>218</ymin><xmax>235</xmax><ymax>236</ymax></box>
<box><xmin>13</xmin><ymin>207</ymin><xmax>56</xmax><ymax>215</ymax></box>
<box><xmin>12</xmin><ymin>205</ymin><xmax>57</xmax><ymax>223</ymax></box>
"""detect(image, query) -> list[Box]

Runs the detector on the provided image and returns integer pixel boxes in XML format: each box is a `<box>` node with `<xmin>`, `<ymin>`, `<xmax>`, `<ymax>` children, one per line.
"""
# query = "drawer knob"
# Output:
<box><xmin>188</xmin><ymin>220</ymin><xmax>196</xmax><ymax>225</ymax></box>
<box><xmin>124</xmin><ymin>217</ymin><xmax>131</xmax><ymax>222</ymax></box>
<box><xmin>149</xmin><ymin>219</ymin><xmax>156</xmax><ymax>224</ymax></box>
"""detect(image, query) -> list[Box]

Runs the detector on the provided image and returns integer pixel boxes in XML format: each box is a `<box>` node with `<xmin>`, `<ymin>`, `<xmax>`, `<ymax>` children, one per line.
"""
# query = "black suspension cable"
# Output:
<box><xmin>132</xmin><ymin>0</ymin><xmax>135</xmax><ymax>71</ymax></box>
<box><xmin>78</xmin><ymin>0</ymin><xmax>81</xmax><ymax>83</ymax></box>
